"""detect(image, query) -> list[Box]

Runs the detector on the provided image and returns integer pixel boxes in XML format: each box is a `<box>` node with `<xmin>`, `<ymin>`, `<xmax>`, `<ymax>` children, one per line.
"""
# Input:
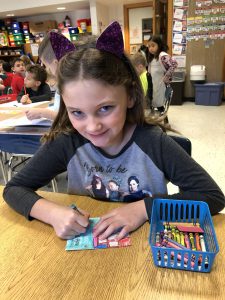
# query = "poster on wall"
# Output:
<box><xmin>172</xmin><ymin>0</ymin><xmax>188</xmax><ymax>61</ymax></box>
<box><xmin>187</xmin><ymin>1</ymin><xmax>225</xmax><ymax>42</ymax></box>
<box><xmin>129</xmin><ymin>26</ymin><xmax>142</xmax><ymax>45</ymax></box>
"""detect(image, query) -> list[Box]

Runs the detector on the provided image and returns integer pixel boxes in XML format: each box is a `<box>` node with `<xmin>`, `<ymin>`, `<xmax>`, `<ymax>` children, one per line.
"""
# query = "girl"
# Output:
<box><xmin>147</xmin><ymin>35</ymin><xmax>178</xmax><ymax>112</ymax></box>
<box><xmin>24</xmin><ymin>31</ymin><xmax>75</xmax><ymax>121</ymax></box>
<box><xmin>3</xmin><ymin>22</ymin><xmax>225</xmax><ymax>242</ymax></box>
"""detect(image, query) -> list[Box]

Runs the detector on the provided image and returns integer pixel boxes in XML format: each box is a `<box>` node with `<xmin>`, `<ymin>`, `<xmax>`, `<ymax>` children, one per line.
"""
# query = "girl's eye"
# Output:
<box><xmin>99</xmin><ymin>105</ymin><xmax>113</xmax><ymax>113</ymax></box>
<box><xmin>71</xmin><ymin>110</ymin><xmax>84</xmax><ymax>118</ymax></box>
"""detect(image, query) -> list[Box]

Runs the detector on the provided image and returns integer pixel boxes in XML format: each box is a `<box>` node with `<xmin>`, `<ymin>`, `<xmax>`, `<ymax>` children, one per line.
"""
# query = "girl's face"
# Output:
<box><xmin>148</xmin><ymin>41</ymin><xmax>159</xmax><ymax>55</ymax></box>
<box><xmin>129</xmin><ymin>179</ymin><xmax>139</xmax><ymax>192</ymax></box>
<box><xmin>62</xmin><ymin>79</ymin><xmax>134</xmax><ymax>155</ymax></box>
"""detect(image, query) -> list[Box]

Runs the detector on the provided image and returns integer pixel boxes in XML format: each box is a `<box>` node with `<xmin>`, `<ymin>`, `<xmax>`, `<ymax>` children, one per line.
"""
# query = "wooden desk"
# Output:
<box><xmin>0</xmin><ymin>101</ymin><xmax>51</xmax><ymax>154</ymax></box>
<box><xmin>0</xmin><ymin>101</ymin><xmax>52</xmax><ymax>127</ymax></box>
<box><xmin>0</xmin><ymin>186</ymin><xmax>225</xmax><ymax>300</ymax></box>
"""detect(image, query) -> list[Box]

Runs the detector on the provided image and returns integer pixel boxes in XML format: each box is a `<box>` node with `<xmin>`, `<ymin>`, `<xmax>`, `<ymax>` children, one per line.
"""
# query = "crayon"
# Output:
<box><xmin>167</xmin><ymin>230</ymin><xmax>172</xmax><ymax>239</ymax></box>
<box><xmin>184</xmin><ymin>233</ymin><xmax>191</xmax><ymax>249</ymax></box>
<box><xmin>162</xmin><ymin>237</ymin><xmax>195</xmax><ymax>268</ymax></box>
<box><xmin>189</xmin><ymin>233</ymin><xmax>196</xmax><ymax>250</ymax></box>
<box><xmin>195</xmin><ymin>233</ymin><xmax>201</xmax><ymax>251</ymax></box>
<box><xmin>170</xmin><ymin>252</ymin><xmax>195</xmax><ymax>268</ymax></box>
<box><xmin>180</xmin><ymin>232</ymin><xmax>185</xmax><ymax>247</ymax></box>
<box><xmin>162</xmin><ymin>237</ymin><xmax>190</xmax><ymax>250</ymax></box>
<box><xmin>199</xmin><ymin>235</ymin><xmax>209</xmax><ymax>267</ymax></box>
<box><xmin>175</xmin><ymin>229</ymin><xmax>181</xmax><ymax>244</ymax></box>
<box><xmin>155</xmin><ymin>232</ymin><xmax>161</xmax><ymax>247</ymax></box>
<box><xmin>163</xmin><ymin>222</ymin><xmax>200</xmax><ymax>227</ymax></box>
<box><xmin>171</xmin><ymin>226</ymin><xmax>176</xmax><ymax>240</ymax></box>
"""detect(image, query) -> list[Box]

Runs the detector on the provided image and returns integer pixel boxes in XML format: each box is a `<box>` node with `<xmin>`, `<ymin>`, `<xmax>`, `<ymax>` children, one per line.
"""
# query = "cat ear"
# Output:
<box><xmin>96</xmin><ymin>21</ymin><xmax>124</xmax><ymax>58</ymax></box>
<box><xmin>49</xmin><ymin>31</ymin><xmax>75</xmax><ymax>61</ymax></box>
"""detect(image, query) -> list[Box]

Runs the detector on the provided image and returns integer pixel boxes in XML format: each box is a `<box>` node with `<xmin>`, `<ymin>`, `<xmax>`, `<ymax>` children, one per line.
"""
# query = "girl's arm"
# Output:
<box><xmin>160</xmin><ymin>54</ymin><xmax>178</xmax><ymax>84</ymax></box>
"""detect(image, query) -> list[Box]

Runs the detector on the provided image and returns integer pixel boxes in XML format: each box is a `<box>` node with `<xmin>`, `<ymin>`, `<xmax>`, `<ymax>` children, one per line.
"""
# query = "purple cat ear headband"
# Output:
<box><xmin>96</xmin><ymin>21</ymin><xmax>124</xmax><ymax>58</ymax></box>
<box><xmin>49</xmin><ymin>32</ymin><xmax>76</xmax><ymax>61</ymax></box>
<box><xmin>49</xmin><ymin>21</ymin><xmax>124</xmax><ymax>60</ymax></box>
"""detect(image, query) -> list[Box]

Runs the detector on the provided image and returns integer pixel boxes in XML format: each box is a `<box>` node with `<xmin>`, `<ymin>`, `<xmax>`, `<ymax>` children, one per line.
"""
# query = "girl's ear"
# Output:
<box><xmin>36</xmin><ymin>80</ymin><xmax>41</xmax><ymax>87</ymax></box>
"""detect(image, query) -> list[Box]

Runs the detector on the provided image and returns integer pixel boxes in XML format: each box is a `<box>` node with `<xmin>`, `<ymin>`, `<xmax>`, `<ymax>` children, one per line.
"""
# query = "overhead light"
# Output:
<box><xmin>57</xmin><ymin>7</ymin><xmax>66</xmax><ymax>10</ymax></box>
<box><xmin>6</xmin><ymin>14</ymin><xmax>15</xmax><ymax>17</ymax></box>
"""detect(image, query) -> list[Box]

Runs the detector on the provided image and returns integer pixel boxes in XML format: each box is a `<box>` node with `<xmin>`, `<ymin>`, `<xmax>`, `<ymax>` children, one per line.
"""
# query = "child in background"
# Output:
<box><xmin>24</xmin><ymin>31</ymin><xmax>75</xmax><ymax>120</ymax></box>
<box><xmin>2</xmin><ymin>61</ymin><xmax>13</xmax><ymax>93</ymax></box>
<box><xmin>3</xmin><ymin>22</ymin><xmax>225</xmax><ymax>241</ymax></box>
<box><xmin>0</xmin><ymin>60</ymin><xmax>14</xmax><ymax>95</ymax></box>
<box><xmin>130</xmin><ymin>52</ymin><xmax>152</xmax><ymax>109</ymax></box>
<box><xmin>11</xmin><ymin>57</ymin><xmax>25</xmax><ymax>95</ymax></box>
<box><xmin>147</xmin><ymin>35</ymin><xmax>178</xmax><ymax>112</ymax></box>
<box><xmin>17</xmin><ymin>64</ymin><xmax>51</xmax><ymax>104</ymax></box>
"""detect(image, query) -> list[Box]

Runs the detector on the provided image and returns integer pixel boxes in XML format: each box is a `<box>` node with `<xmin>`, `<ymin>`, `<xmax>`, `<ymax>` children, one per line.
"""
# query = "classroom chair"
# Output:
<box><xmin>169</xmin><ymin>134</ymin><xmax>192</xmax><ymax>156</ymax></box>
<box><xmin>0</xmin><ymin>151</ymin><xmax>7</xmax><ymax>184</ymax></box>
<box><xmin>148</xmin><ymin>85</ymin><xmax>173</xmax><ymax>126</ymax></box>
<box><xmin>0</xmin><ymin>134</ymin><xmax>58</xmax><ymax>192</ymax></box>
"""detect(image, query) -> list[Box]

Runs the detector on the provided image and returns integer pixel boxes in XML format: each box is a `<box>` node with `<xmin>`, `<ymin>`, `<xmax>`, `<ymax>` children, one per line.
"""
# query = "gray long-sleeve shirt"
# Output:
<box><xmin>3</xmin><ymin>124</ymin><xmax>225</xmax><ymax>220</ymax></box>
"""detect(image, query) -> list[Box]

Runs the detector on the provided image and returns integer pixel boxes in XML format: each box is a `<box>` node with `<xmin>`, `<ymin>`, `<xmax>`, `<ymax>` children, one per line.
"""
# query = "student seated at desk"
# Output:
<box><xmin>17</xmin><ymin>64</ymin><xmax>52</xmax><ymax>104</ymax></box>
<box><xmin>3</xmin><ymin>22</ymin><xmax>225</xmax><ymax>241</ymax></box>
<box><xmin>24</xmin><ymin>31</ymin><xmax>75</xmax><ymax>120</ymax></box>
<box><xmin>2</xmin><ymin>62</ymin><xmax>13</xmax><ymax>93</ymax></box>
<box><xmin>11</xmin><ymin>58</ymin><xmax>26</xmax><ymax>95</ymax></box>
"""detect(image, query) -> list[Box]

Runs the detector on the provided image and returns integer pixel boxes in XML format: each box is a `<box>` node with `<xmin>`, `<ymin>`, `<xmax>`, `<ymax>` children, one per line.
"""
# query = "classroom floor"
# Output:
<box><xmin>1</xmin><ymin>101</ymin><xmax>225</xmax><ymax>212</ymax></box>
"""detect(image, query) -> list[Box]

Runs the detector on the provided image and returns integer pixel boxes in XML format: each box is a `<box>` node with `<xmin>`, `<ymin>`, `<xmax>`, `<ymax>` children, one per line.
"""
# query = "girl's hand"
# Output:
<box><xmin>93</xmin><ymin>200</ymin><xmax>148</xmax><ymax>241</ymax></box>
<box><xmin>25</xmin><ymin>108</ymin><xmax>43</xmax><ymax>120</ymax></box>
<box><xmin>49</xmin><ymin>205</ymin><xmax>90</xmax><ymax>239</ymax></box>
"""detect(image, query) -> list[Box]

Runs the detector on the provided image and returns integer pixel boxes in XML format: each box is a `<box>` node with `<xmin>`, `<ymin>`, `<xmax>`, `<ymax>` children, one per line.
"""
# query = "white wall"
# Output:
<box><xmin>0</xmin><ymin>0</ymin><xmax>86</xmax><ymax>11</ymax></box>
<box><xmin>18</xmin><ymin>9</ymin><xmax>90</xmax><ymax>28</ymax></box>
<box><xmin>129</xmin><ymin>7</ymin><xmax>153</xmax><ymax>44</ymax></box>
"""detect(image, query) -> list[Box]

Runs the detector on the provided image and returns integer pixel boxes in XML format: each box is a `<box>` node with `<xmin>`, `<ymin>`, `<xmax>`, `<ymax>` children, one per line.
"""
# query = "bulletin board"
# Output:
<box><xmin>172</xmin><ymin>0</ymin><xmax>225</xmax><ymax>98</ymax></box>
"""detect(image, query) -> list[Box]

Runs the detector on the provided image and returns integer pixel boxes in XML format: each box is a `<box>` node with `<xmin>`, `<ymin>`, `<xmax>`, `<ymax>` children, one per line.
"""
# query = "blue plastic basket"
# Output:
<box><xmin>149</xmin><ymin>199</ymin><xmax>219</xmax><ymax>272</ymax></box>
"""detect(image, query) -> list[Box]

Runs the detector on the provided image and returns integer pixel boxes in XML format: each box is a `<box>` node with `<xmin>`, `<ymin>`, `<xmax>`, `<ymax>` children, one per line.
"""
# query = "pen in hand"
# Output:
<box><xmin>71</xmin><ymin>204</ymin><xmax>84</xmax><ymax>216</ymax></box>
<box><xmin>70</xmin><ymin>204</ymin><xmax>90</xmax><ymax>230</ymax></box>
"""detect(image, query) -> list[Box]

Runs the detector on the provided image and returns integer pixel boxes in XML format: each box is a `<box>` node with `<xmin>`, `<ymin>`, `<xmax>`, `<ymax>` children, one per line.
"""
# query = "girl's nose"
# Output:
<box><xmin>86</xmin><ymin>117</ymin><xmax>102</xmax><ymax>132</ymax></box>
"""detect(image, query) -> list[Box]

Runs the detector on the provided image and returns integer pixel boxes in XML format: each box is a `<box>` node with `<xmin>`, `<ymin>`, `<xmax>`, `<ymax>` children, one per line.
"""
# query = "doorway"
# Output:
<box><xmin>123</xmin><ymin>2</ymin><xmax>153</xmax><ymax>54</ymax></box>
<box><xmin>123</xmin><ymin>0</ymin><xmax>172</xmax><ymax>54</ymax></box>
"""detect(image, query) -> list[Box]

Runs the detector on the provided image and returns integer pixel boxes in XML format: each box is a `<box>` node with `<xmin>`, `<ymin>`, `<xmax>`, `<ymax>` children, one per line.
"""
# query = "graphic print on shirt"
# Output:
<box><xmin>86</xmin><ymin>173</ymin><xmax>152</xmax><ymax>202</ymax></box>
<box><xmin>67</xmin><ymin>141</ymin><xmax>167</xmax><ymax>202</ymax></box>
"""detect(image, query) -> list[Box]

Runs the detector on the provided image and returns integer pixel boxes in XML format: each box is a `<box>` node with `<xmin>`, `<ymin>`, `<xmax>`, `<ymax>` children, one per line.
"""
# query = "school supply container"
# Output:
<box><xmin>194</xmin><ymin>82</ymin><xmax>224</xmax><ymax>106</ymax></box>
<box><xmin>149</xmin><ymin>199</ymin><xmax>219</xmax><ymax>273</ymax></box>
